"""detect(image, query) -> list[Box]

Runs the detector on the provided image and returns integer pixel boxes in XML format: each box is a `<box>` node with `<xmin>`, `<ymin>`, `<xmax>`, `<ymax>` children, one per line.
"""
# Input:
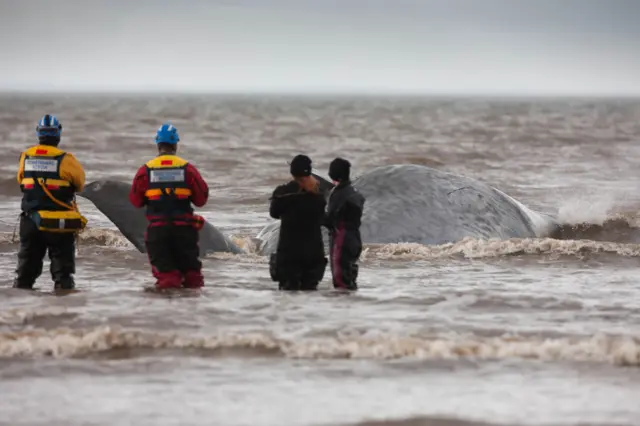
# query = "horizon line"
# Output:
<box><xmin>1</xmin><ymin>88</ymin><xmax>639</xmax><ymax>100</ymax></box>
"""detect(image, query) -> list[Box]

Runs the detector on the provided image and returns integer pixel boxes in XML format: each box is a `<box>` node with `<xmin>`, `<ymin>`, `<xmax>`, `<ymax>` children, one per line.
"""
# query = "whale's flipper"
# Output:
<box><xmin>78</xmin><ymin>180</ymin><xmax>245</xmax><ymax>255</ymax></box>
<box><xmin>79</xmin><ymin>181</ymin><xmax>149</xmax><ymax>252</ymax></box>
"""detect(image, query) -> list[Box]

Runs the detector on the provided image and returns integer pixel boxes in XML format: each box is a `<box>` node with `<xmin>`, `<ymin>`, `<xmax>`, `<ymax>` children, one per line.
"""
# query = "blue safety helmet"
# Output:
<box><xmin>36</xmin><ymin>114</ymin><xmax>62</xmax><ymax>138</ymax></box>
<box><xmin>155</xmin><ymin>123</ymin><xmax>180</xmax><ymax>144</ymax></box>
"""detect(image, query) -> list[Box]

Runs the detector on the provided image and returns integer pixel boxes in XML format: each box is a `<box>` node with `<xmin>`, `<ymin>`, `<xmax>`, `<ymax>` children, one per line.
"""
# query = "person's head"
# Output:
<box><xmin>289</xmin><ymin>154</ymin><xmax>318</xmax><ymax>193</ymax></box>
<box><xmin>329</xmin><ymin>157</ymin><xmax>351</xmax><ymax>183</ymax></box>
<box><xmin>155</xmin><ymin>122</ymin><xmax>180</xmax><ymax>154</ymax></box>
<box><xmin>36</xmin><ymin>114</ymin><xmax>62</xmax><ymax>146</ymax></box>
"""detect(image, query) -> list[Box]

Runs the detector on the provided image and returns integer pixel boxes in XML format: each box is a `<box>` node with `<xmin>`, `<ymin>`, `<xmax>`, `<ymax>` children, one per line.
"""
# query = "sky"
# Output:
<box><xmin>0</xmin><ymin>0</ymin><xmax>639</xmax><ymax>96</ymax></box>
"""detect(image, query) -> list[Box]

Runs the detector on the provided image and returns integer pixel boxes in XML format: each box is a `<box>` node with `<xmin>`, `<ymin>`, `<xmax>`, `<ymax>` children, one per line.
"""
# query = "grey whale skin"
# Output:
<box><xmin>77</xmin><ymin>165</ymin><xmax>559</xmax><ymax>256</ymax></box>
<box><xmin>78</xmin><ymin>180</ymin><xmax>245</xmax><ymax>255</ymax></box>
<box><xmin>255</xmin><ymin>164</ymin><xmax>559</xmax><ymax>255</ymax></box>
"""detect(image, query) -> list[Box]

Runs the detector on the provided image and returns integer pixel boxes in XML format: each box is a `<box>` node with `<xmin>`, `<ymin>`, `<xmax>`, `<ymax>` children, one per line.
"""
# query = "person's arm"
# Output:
<box><xmin>59</xmin><ymin>153</ymin><xmax>86</xmax><ymax>192</ymax></box>
<box><xmin>129</xmin><ymin>166</ymin><xmax>148</xmax><ymax>208</ymax></box>
<box><xmin>269</xmin><ymin>186</ymin><xmax>286</xmax><ymax>219</ymax></box>
<box><xmin>16</xmin><ymin>152</ymin><xmax>25</xmax><ymax>184</ymax></box>
<box><xmin>186</xmin><ymin>164</ymin><xmax>209</xmax><ymax>207</ymax></box>
<box><xmin>340</xmin><ymin>203</ymin><xmax>360</xmax><ymax>227</ymax></box>
<box><xmin>269</xmin><ymin>182</ymin><xmax>298</xmax><ymax>219</ymax></box>
<box><xmin>341</xmin><ymin>193</ymin><xmax>365</xmax><ymax>229</ymax></box>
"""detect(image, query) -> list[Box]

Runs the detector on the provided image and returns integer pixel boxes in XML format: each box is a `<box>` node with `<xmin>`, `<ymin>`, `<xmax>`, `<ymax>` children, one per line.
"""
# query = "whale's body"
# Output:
<box><xmin>77</xmin><ymin>165</ymin><xmax>559</xmax><ymax>257</ymax></box>
<box><xmin>78</xmin><ymin>180</ymin><xmax>245</xmax><ymax>255</ymax></box>
<box><xmin>256</xmin><ymin>164</ymin><xmax>559</xmax><ymax>255</ymax></box>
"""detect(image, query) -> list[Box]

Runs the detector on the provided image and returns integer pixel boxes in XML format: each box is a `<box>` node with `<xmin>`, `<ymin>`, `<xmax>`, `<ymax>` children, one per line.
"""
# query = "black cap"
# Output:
<box><xmin>329</xmin><ymin>157</ymin><xmax>351</xmax><ymax>182</ymax></box>
<box><xmin>290</xmin><ymin>154</ymin><xmax>312</xmax><ymax>177</ymax></box>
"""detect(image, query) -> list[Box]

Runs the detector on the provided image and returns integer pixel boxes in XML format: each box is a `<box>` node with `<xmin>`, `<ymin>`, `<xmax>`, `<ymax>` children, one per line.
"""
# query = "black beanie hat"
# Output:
<box><xmin>290</xmin><ymin>154</ymin><xmax>312</xmax><ymax>177</ymax></box>
<box><xmin>329</xmin><ymin>157</ymin><xmax>351</xmax><ymax>182</ymax></box>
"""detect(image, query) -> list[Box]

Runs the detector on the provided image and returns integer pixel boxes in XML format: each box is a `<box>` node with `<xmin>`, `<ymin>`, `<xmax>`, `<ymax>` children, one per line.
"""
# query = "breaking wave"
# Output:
<box><xmin>76</xmin><ymin>227</ymin><xmax>136</xmax><ymax>249</ymax></box>
<box><xmin>551</xmin><ymin>216</ymin><xmax>640</xmax><ymax>244</ymax></box>
<box><xmin>0</xmin><ymin>306</ymin><xmax>77</xmax><ymax>327</ymax></box>
<box><xmin>2</xmin><ymin>226</ymin><xmax>640</xmax><ymax>263</ymax></box>
<box><xmin>0</xmin><ymin>227</ymin><xmax>134</xmax><ymax>249</ymax></box>
<box><xmin>552</xmin><ymin>190</ymin><xmax>640</xmax><ymax>243</ymax></box>
<box><xmin>0</xmin><ymin>326</ymin><xmax>638</xmax><ymax>366</ymax></box>
<box><xmin>1</xmin><ymin>212</ymin><xmax>640</xmax><ymax>262</ymax></box>
<box><xmin>362</xmin><ymin>236</ymin><xmax>640</xmax><ymax>260</ymax></box>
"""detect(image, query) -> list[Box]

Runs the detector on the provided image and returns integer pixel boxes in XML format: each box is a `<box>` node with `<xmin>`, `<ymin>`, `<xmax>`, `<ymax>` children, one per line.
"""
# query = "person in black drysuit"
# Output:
<box><xmin>269</xmin><ymin>155</ymin><xmax>328</xmax><ymax>291</ymax></box>
<box><xmin>324</xmin><ymin>157</ymin><xmax>365</xmax><ymax>291</ymax></box>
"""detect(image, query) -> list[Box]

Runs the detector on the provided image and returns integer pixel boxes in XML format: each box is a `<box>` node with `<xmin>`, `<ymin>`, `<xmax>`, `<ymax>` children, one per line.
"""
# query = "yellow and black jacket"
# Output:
<box><xmin>143</xmin><ymin>155</ymin><xmax>194</xmax><ymax>218</ymax></box>
<box><xmin>17</xmin><ymin>144</ymin><xmax>87</xmax><ymax>232</ymax></box>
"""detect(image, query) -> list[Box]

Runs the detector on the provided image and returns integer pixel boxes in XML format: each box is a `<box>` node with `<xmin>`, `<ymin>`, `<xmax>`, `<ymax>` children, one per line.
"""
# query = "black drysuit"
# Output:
<box><xmin>15</xmin><ymin>214</ymin><xmax>76</xmax><ymax>290</ymax></box>
<box><xmin>324</xmin><ymin>181</ymin><xmax>365</xmax><ymax>290</ymax></box>
<box><xmin>269</xmin><ymin>181</ymin><xmax>327</xmax><ymax>291</ymax></box>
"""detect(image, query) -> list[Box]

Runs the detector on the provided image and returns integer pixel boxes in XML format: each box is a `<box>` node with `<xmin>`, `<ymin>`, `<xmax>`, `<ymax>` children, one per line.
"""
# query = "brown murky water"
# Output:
<box><xmin>0</xmin><ymin>94</ymin><xmax>639</xmax><ymax>426</ymax></box>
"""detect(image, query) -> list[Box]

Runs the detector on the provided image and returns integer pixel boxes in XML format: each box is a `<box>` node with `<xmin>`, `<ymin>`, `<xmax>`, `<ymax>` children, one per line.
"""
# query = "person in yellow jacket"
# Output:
<box><xmin>13</xmin><ymin>114</ymin><xmax>87</xmax><ymax>291</ymax></box>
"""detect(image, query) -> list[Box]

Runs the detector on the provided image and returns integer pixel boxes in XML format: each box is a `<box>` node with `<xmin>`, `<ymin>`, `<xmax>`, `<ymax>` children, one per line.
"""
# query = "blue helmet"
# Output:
<box><xmin>36</xmin><ymin>114</ymin><xmax>62</xmax><ymax>138</ymax></box>
<box><xmin>155</xmin><ymin>123</ymin><xmax>180</xmax><ymax>144</ymax></box>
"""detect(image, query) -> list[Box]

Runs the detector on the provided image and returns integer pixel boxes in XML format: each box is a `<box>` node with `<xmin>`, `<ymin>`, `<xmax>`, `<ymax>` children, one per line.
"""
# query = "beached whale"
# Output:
<box><xmin>77</xmin><ymin>164</ymin><xmax>559</xmax><ymax>257</ymax></box>
<box><xmin>78</xmin><ymin>180</ymin><xmax>245</xmax><ymax>255</ymax></box>
<box><xmin>255</xmin><ymin>164</ymin><xmax>560</xmax><ymax>255</ymax></box>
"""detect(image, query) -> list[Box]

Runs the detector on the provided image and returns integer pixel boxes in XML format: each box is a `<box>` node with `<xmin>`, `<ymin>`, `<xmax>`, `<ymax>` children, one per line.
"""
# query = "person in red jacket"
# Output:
<box><xmin>129</xmin><ymin>123</ymin><xmax>209</xmax><ymax>290</ymax></box>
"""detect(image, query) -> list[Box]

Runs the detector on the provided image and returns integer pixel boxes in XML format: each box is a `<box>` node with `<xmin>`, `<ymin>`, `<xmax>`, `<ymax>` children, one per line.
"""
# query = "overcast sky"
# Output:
<box><xmin>1</xmin><ymin>0</ymin><xmax>639</xmax><ymax>95</ymax></box>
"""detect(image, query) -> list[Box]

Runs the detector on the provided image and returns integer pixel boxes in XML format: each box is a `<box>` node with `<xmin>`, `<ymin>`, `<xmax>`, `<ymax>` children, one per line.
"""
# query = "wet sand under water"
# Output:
<box><xmin>0</xmin><ymin>94</ymin><xmax>640</xmax><ymax>426</ymax></box>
